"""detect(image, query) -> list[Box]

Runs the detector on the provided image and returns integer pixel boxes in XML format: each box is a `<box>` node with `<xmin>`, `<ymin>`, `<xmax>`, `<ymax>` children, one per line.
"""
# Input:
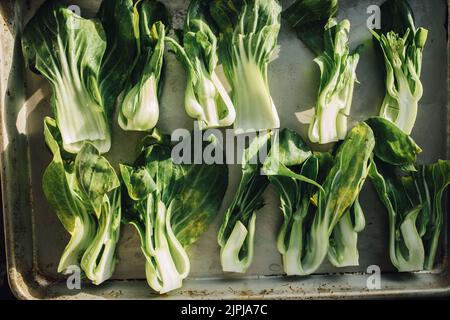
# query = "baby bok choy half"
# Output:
<box><xmin>42</xmin><ymin>118</ymin><xmax>121</xmax><ymax>285</ymax></box>
<box><xmin>371</xmin><ymin>0</ymin><xmax>428</xmax><ymax>135</ymax></box>
<box><xmin>217</xmin><ymin>133</ymin><xmax>271</xmax><ymax>273</ymax></box>
<box><xmin>283</xmin><ymin>1</ymin><xmax>359</xmax><ymax>144</ymax></box>
<box><xmin>218</xmin><ymin>131</ymin><xmax>321</xmax><ymax>273</ymax></box>
<box><xmin>120</xmin><ymin>131</ymin><xmax>228</xmax><ymax>294</ymax></box>
<box><xmin>118</xmin><ymin>0</ymin><xmax>168</xmax><ymax>132</ymax></box>
<box><xmin>263</xmin><ymin>124</ymin><xmax>374</xmax><ymax>275</ymax></box>
<box><xmin>209</xmin><ymin>0</ymin><xmax>281</xmax><ymax>133</ymax></box>
<box><xmin>308</xmin><ymin>19</ymin><xmax>361</xmax><ymax>144</ymax></box>
<box><xmin>22</xmin><ymin>0</ymin><xmax>110</xmax><ymax>154</ymax></box>
<box><xmin>166</xmin><ymin>0</ymin><xmax>236</xmax><ymax>130</ymax></box>
<box><xmin>367</xmin><ymin>117</ymin><xmax>450</xmax><ymax>272</ymax></box>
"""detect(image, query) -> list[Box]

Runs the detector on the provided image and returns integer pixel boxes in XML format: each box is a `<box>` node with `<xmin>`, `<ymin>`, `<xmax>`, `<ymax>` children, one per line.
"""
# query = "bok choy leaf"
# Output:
<box><xmin>97</xmin><ymin>0</ymin><xmax>140</xmax><ymax>117</ymax></box>
<box><xmin>283</xmin><ymin>0</ymin><xmax>339</xmax><ymax>55</ymax></box>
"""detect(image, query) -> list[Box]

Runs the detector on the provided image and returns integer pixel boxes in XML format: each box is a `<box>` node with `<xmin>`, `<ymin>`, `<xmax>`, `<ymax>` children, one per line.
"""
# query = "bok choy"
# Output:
<box><xmin>283</xmin><ymin>1</ymin><xmax>359</xmax><ymax>144</ymax></box>
<box><xmin>367</xmin><ymin>117</ymin><xmax>450</xmax><ymax>271</ymax></box>
<box><xmin>263</xmin><ymin>124</ymin><xmax>374</xmax><ymax>275</ymax></box>
<box><xmin>120</xmin><ymin>131</ymin><xmax>228</xmax><ymax>293</ymax></box>
<box><xmin>166</xmin><ymin>0</ymin><xmax>235</xmax><ymax>130</ymax></box>
<box><xmin>42</xmin><ymin>117</ymin><xmax>121</xmax><ymax>285</ymax></box>
<box><xmin>118</xmin><ymin>1</ymin><xmax>168</xmax><ymax>132</ymax></box>
<box><xmin>218</xmin><ymin>130</ymin><xmax>322</xmax><ymax>274</ymax></box>
<box><xmin>308</xmin><ymin>19</ymin><xmax>361</xmax><ymax>144</ymax></box>
<box><xmin>371</xmin><ymin>0</ymin><xmax>428</xmax><ymax>134</ymax></box>
<box><xmin>209</xmin><ymin>0</ymin><xmax>281</xmax><ymax>133</ymax></box>
<box><xmin>217</xmin><ymin>133</ymin><xmax>271</xmax><ymax>273</ymax></box>
<box><xmin>22</xmin><ymin>0</ymin><xmax>110</xmax><ymax>154</ymax></box>
<box><xmin>97</xmin><ymin>0</ymin><xmax>140</xmax><ymax>117</ymax></box>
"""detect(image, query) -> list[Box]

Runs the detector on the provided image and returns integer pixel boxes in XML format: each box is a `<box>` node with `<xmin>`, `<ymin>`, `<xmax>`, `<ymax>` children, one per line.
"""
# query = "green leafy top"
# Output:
<box><xmin>184</xmin><ymin>0</ymin><xmax>219</xmax><ymax>76</ymax></box>
<box><xmin>318</xmin><ymin>122</ymin><xmax>375</xmax><ymax>230</ymax></box>
<box><xmin>121</xmin><ymin>131</ymin><xmax>228</xmax><ymax>246</ymax></box>
<box><xmin>365</xmin><ymin>117</ymin><xmax>422</xmax><ymax>167</ymax></box>
<box><xmin>75</xmin><ymin>143</ymin><xmax>120</xmax><ymax>217</ymax></box>
<box><xmin>128</xmin><ymin>0</ymin><xmax>168</xmax><ymax>86</ymax></box>
<box><xmin>97</xmin><ymin>0</ymin><xmax>140</xmax><ymax>116</ymax></box>
<box><xmin>379</xmin><ymin>0</ymin><xmax>416</xmax><ymax>38</ymax></box>
<box><xmin>263</xmin><ymin>129</ymin><xmax>322</xmax><ymax>189</ymax></box>
<box><xmin>283</xmin><ymin>0</ymin><xmax>339</xmax><ymax>55</ymax></box>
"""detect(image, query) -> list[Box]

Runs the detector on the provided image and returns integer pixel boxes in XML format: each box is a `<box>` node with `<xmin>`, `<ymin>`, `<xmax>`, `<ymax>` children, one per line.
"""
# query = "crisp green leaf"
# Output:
<box><xmin>379</xmin><ymin>0</ymin><xmax>416</xmax><ymax>37</ymax></box>
<box><xmin>366</xmin><ymin>117</ymin><xmax>422</xmax><ymax>166</ymax></box>
<box><xmin>283</xmin><ymin>0</ymin><xmax>338</xmax><ymax>55</ymax></box>
<box><xmin>42</xmin><ymin>117</ymin><xmax>84</xmax><ymax>235</ymax></box>
<box><xmin>75</xmin><ymin>143</ymin><xmax>120</xmax><ymax>217</ymax></box>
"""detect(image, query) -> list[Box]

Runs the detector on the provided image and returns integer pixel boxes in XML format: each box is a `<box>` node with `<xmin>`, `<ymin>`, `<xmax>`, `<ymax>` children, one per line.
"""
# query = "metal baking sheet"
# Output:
<box><xmin>0</xmin><ymin>0</ymin><xmax>449</xmax><ymax>299</ymax></box>
<box><xmin>0</xmin><ymin>193</ymin><xmax>5</xmax><ymax>292</ymax></box>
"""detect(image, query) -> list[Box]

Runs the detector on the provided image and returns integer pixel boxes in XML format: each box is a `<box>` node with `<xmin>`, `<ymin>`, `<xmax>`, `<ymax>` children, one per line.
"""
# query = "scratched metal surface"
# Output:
<box><xmin>0</xmin><ymin>0</ymin><xmax>449</xmax><ymax>299</ymax></box>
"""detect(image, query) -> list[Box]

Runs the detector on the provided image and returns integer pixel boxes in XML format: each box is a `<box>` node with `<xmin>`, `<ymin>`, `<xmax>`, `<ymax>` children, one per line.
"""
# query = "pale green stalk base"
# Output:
<box><xmin>119</xmin><ymin>75</ymin><xmax>160</xmax><ymax>132</ymax></box>
<box><xmin>280</xmin><ymin>219</ymin><xmax>330</xmax><ymax>276</ymax></box>
<box><xmin>81</xmin><ymin>193</ymin><xmax>121</xmax><ymax>285</ymax></box>
<box><xmin>54</xmin><ymin>37</ymin><xmax>110</xmax><ymax>154</ymax></box>
<box><xmin>327</xmin><ymin>212</ymin><xmax>360</xmax><ymax>267</ymax></box>
<box><xmin>58</xmin><ymin>213</ymin><xmax>95</xmax><ymax>274</ymax></box>
<box><xmin>390</xmin><ymin>207</ymin><xmax>425</xmax><ymax>272</ymax></box>
<box><xmin>142</xmin><ymin>200</ymin><xmax>190</xmax><ymax>294</ymax></box>
<box><xmin>232</xmin><ymin>61</ymin><xmax>280</xmax><ymax>133</ymax></box>
<box><xmin>220</xmin><ymin>214</ymin><xmax>256</xmax><ymax>273</ymax></box>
